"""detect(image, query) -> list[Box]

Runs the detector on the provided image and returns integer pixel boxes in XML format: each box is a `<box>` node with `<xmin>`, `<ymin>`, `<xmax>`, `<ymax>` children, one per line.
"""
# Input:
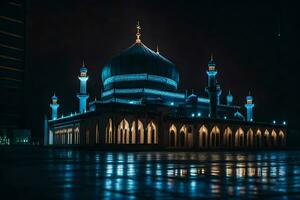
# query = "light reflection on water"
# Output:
<box><xmin>1</xmin><ymin>150</ymin><xmax>300</xmax><ymax>199</ymax></box>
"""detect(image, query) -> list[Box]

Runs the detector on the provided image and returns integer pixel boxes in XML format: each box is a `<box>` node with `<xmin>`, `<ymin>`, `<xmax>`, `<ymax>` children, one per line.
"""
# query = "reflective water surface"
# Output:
<box><xmin>1</xmin><ymin>148</ymin><xmax>300</xmax><ymax>199</ymax></box>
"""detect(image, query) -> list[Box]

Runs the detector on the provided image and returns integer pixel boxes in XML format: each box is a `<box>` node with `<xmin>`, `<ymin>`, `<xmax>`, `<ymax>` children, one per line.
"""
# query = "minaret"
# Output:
<box><xmin>77</xmin><ymin>60</ymin><xmax>89</xmax><ymax>113</ymax></box>
<box><xmin>50</xmin><ymin>93</ymin><xmax>59</xmax><ymax>120</ymax></box>
<box><xmin>135</xmin><ymin>21</ymin><xmax>142</xmax><ymax>43</ymax></box>
<box><xmin>244</xmin><ymin>92</ymin><xmax>254</xmax><ymax>122</ymax></box>
<box><xmin>205</xmin><ymin>54</ymin><xmax>222</xmax><ymax>118</ymax></box>
<box><xmin>226</xmin><ymin>90</ymin><xmax>233</xmax><ymax>106</ymax></box>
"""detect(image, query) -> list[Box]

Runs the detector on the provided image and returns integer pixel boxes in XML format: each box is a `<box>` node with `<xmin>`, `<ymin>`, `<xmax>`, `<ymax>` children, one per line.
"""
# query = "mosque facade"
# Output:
<box><xmin>44</xmin><ymin>23</ymin><xmax>287</xmax><ymax>149</ymax></box>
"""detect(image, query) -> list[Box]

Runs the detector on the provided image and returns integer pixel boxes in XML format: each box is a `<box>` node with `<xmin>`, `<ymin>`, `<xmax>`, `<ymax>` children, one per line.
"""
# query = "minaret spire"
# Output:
<box><xmin>77</xmin><ymin>61</ymin><xmax>89</xmax><ymax>113</ymax></box>
<box><xmin>205</xmin><ymin>54</ymin><xmax>222</xmax><ymax>118</ymax></box>
<box><xmin>227</xmin><ymin>90</ymin><xmax>233</xmax><ymax>106</ymax></box>
<box><xmin>136</xmin><ymin>21</ymin><xmax>141</xmax><ymax>43</ymax></box>
<box><xmin>50</xmin><ymin>93</ymin><xmax>59</xmax><ymax>120</ymax></box>
<box><xmin>245</xmin><ymin>92</ymin><xmax>254</xmax><ymax>122</ymax></box>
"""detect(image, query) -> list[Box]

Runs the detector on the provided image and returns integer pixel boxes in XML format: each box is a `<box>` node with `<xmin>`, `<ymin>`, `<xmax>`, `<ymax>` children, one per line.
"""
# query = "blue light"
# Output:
<box><xmin>129</xmin><ymin>101</ymin><xmax>134</xmax><ymax>104</ymax></box>
<box><xmin>116</xmin><ymin>88</ymin><xmax>143</xmax><ymax>94</ymax></box>
<box><xmin>144</xmin><ymin>88</ymin><xmax>185</xmax><ymax>99</ymax></box>
<box><xmin>224</xmin><ymin>116</ymin><xmax>227</xmax><ymax>119</ymax></box>
<box><xmin>273</xmin><ymin>120</ymin><xmax>276</xmax><ymax>124</ymax></box>
<box><xmin>206</xmin><ymin>71</ymin><xmax>217</xmax><ymax>76</ymax></box>
<box><xmin>191</xmin><ymin>113</ymin><xmax>195</xmax><ymax>117</ymax></box>
<box><xmin>283</xmin><ymin>121</ymin><xmax>287</xmax><ymax>125</ymax></box>
<box><xmin>101</xmin><ymin>88</ymin><xmax>210</xmax><ymax>103</ymax></box>
<box><xmin>197</xmin><ymin>97</ymin><xmax>210</xmax><ymax>103</ymax></box>
<box><xmin>170</xmin><ymin>102</ymin><xmax>174</xmax><ymax>106</ymax></box>
<box><xmin>197</xmin><ymin>112</ymin><xmax>201</xmax><ymax>117</ymax></box>
<box><xmin>103</xmin><ymin>73</ymin><xmax>178</xmax><ymax>89</ymax></box>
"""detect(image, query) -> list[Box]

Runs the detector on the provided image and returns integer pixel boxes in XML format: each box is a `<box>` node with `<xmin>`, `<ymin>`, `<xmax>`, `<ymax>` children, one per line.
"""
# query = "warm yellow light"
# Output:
<box><xmin>209</xmin><ymin>66</ymin><xmax>215</xmax><ymax>71</ymax></box>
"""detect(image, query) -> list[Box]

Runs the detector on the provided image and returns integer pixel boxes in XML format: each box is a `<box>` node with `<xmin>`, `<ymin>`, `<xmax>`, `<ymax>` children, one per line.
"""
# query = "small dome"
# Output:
<box><xmin>186</xmin><ymin>93</ymin><xmax>198</xmax><ymax>104</ymax></box>
<box><xmin>80</xmin><ymin>67</ymin><xmax>88</xmax><ymax>73</ymax></box>
<box><xmin>52</xmin><ymin>94</ymin><xmax>58</xmax><ymax>100</ymax></box>
<box><xmin>101</xmin><ymin>42</ymin><xmax>180</xmax><ymax>91</ymax></box>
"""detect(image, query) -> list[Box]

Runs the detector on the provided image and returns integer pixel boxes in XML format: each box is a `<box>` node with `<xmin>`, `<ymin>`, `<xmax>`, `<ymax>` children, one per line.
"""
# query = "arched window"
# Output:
<box><xmin>179</xmin><ymin>125</ymin><xmax>187</xmax><ymax>147</ymax></box>
<box><xmin>199</xmin><ymin>125</ymin><xmax>208</xmax><ymax>148</ymax></box>
<box><xmin>255</xmin><ymin>129</ymin><xmax>262</xmax><ymax>147</ymax></box>
<box><xmin>223</xmin><ymin>127</ymin><xmax>233</xmax><ymax>147</ymax></box>
<box><xmin>106</xmin><ymin>119</ymin><xmax>113</xmax><ymax>144</ymax></box>
<box><xmin>235</xmin><ymin>128</ymin><xmax>245</xmax><ymax>147</ymax></box>
<box><xmin>74</xmin><ymin>127</ymin><xmax>79</xmax><ymax>144</ymax></box>
<box><xmin>210</xmin><ymin>126</ymin><xmax>220</xmax><ymax>148</ymax></box>
<box><xmin>246</xmin><ymin>129</ymin><xmax>254</xmax><ymax>147</ymax></box>
<box><xmin>137</xmin><ymin>120</ymin><xmax>144</xmax><ymax>144</ymax></box>
<box><xmin>278</xmin><ymin>130</ymin><xmax>285</xmax><ymax>147</ymax></box>
<box><xmin>169</xmin><ymin>124</ymin><xmax>177</xmax><ymax>147</ymax></box>
<box><xmin>147</xmin><ymin>121</ymin><xmax>157</xmax><ymax>144</ymax></box>
<box><xmin>118</xmin><ymin>119</ymin><xmax>130</xmax><ymax>144</ymax></box>
<box><xmin>130</xmin><ymin>121</ymin><xmax>136</xmax><ymax>144</ymax></box>
<box><xmin>263</xmin><ymin>130</ymin><xmax>269</xmax><ymax>147</ymax></box>
<box><xmin>270</xmin><ymin>130</ymin><xmax>277</xmax><ymax>147</ymax></box>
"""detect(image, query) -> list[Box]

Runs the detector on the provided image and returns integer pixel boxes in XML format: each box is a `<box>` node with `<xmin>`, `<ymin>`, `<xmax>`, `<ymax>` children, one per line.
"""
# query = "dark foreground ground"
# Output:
<box><xmin>0</xmin><ymin>147</ymin><xmax>300</xmax><ymax>199</ymax></box>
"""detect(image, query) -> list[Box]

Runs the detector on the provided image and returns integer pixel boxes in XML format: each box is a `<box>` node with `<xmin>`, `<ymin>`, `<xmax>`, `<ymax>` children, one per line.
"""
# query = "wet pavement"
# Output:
<box><xmin>0</xmin><ymin>147</ymin><xmax>300</xmax><ymax>199</ymax></box>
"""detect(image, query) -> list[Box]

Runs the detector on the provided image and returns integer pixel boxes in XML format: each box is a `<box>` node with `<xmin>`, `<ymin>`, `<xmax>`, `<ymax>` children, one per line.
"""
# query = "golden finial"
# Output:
<box><xmin>136</xmin><ymin>21</ymin><xmax>141</xmax><ymax>43</ymax></box>
<box><xmin>156</xmin><ymin>45</ymin><xmax>159</xmax><ymax>54</ymax></box>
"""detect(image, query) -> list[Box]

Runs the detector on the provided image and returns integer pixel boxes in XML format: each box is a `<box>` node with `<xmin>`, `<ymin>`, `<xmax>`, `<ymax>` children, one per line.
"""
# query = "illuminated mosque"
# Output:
<box><xmin>44</xmin><ymin>22</ymin><xmax>287</xmax><ymax>149</ymax></box>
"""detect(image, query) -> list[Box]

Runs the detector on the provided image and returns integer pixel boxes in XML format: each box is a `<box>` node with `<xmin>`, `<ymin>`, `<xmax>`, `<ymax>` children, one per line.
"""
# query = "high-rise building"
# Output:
<box><xmin>0</xmin><ymin>0</ymin><xmax>26</xmax><ymax>144</ymax></box>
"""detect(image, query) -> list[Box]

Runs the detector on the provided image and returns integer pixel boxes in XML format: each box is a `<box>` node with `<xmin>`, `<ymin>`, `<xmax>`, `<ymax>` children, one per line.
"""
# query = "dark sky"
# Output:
<box><xmin>25</xmin><ymin>0</ymin><xmax>299</xmax><ymax>144</ymax></box>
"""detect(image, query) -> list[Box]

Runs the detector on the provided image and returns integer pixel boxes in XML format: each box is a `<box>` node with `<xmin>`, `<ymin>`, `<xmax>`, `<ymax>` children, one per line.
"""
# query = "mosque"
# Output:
<box><xmin>44</xmin><ymin>22</ymin><xmax>287</xmax><ymax>149</ymax></box>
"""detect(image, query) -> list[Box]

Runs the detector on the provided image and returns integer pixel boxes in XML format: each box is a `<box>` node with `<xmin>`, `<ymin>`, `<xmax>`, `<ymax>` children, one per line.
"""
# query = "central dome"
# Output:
<box><xmin>101</xmin><ymin>42</ymin><xmax>180</xmax><ymax>91</ymax></box>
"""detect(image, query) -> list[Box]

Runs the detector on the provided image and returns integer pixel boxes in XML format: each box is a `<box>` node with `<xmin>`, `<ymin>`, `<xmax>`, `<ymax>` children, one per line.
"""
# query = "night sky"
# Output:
<box><xmin>25</xmin><ymin>1</ymin><xmax>299</xmax><ymax>145</ymax></box>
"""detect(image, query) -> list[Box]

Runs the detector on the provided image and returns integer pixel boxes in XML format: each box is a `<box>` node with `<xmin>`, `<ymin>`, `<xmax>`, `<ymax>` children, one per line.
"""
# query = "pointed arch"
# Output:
<box><xmin>223</xmin><ymin>127</ymin><xmax>233</xmax><ymax>147</ymax></box>
<box><xmin>235</xmin><ymin>128</ymin><xmax>245</xmax><ymax>147</ymax></box>
<box><xmin>169</xmin><ymin>124</ymin><xmax>177</xmax><ymax>147</ymax></box>
<box><xmin>246</xmin><ymin>128</ymin><xmax>254</xmax><ymax>147</ymax></box>
<box><xmin>105</xmin><ymin>118</ymin><xmax>113</xmax><ymax>144</ymax></box>
<box><xmin>210</xmin><ymin>126</ymin><xmax>220</xmax><ymax>148</ymax></box>
<box><xmin>255</xmin><ymin>129</ymin><xmax>262</xmax><ymax>147</ymax></box>
<box><xmin>270</xmin><ymin>130</ymin><xmax>277</xmax><ymax>147</ymax></box>
<box><xmin>137</xmin><ymin>120</ymin><xmax>144</xmax><ymax>144</ymax></box>
<box><xmin>199</xmin><ymin>125</ymin><xmax>208</xmax><ymax>148</ymax></box>
<box><xmin>179</xmin><ymin>125</ymin><xmax>187</xmax><ymax>147</ymax></box>
<box><xmin>278</xmin><ymin>130</ymin><xmax>285</xmax><ymax>147</ymax></box>
<box><xmin>263</xmin><ymin>130</ymin><xmax>270</xmax><ymax>147</ymax></box>
<box><xmin>147</xmin><ymin>121</ymin><xmax>157</xmax><ymax>144</ymax></box>
<box><xmin>74</xmin><ymin>127</ymin><xmax>80</xmax><ymax>144</ymax></box>
<box><xmin>130</xmin><ymin>121</ymin><xmax>136</xmax><ymax>144</ymax></box>
<box><xmin>118</xmin><ymin>119</ymin><xmax>130</xmax><ymax>144</ymax></box>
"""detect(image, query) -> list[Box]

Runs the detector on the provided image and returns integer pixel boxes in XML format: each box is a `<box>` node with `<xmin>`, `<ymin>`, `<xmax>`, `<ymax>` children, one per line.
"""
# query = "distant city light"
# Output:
<box><xmin>191</xmin><ymin>113</ymin><xmax>195</xmax><ymax>117</ymax></box>
<box><xmin>283</xmin><ymin>121</ymin><xmax>287</xmax><ymax>125</ymax></box>
<box><xmin>197</xmin><ymin>112</ymin><xmax>201</xmax><ymax>117</ymax></box>
<box><xmin>273</xmin><ymin>120</ymin><xmax>276</xmax><ymax>124</ymax></box>
<box><xmin>224</xmin><ymin>116</ymin><xmax>227</xmax><ymax>119</ymax></box>
<box><xmin>170</xmin><ymin>102</ymin><xmax>174</xmax><ymax>106</ymax></box>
